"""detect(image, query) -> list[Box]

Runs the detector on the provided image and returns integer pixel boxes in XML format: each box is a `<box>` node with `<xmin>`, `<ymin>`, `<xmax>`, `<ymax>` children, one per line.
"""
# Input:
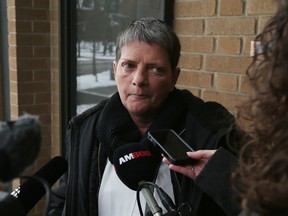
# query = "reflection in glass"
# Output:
<box><xmin>76</xmin><ymin>0</ymin><xmax>164</xmax><ymax>114</ymax></box>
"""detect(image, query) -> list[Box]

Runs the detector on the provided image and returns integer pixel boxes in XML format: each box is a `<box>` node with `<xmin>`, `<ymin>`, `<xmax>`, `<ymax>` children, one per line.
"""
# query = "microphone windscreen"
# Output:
<box><xmin>113</xmin><ymin>143</ymin><xmax>160</xmax><ymax>190</ymax></box>
<box><xmin>0</xmin><ymin>114</ymin><xmax>41</xmax><ymax>182</ymax></box>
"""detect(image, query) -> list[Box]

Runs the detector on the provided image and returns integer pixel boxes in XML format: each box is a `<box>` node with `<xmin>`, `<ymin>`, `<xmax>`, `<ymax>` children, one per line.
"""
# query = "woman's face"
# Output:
<box><xmin>113</xmin><ymin>41</ymin><xmax>180</xmax><ymax>120</ymax></box>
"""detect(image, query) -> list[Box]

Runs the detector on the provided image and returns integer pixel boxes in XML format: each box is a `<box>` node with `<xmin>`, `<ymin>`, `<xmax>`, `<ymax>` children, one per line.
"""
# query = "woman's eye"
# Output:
<box><xmin>149</xmin><ymin>66</ymin><xmax>164</xmax><ymax>75</ymax></box>
<box><xmin>122</xmin><ymin>63</ymin><xmax>135</xmax><ymax>70</ymax></box>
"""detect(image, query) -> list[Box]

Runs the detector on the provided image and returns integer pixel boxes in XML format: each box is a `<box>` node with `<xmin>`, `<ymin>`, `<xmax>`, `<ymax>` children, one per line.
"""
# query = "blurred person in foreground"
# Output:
<box><xmin>163</xmin><ymin>0</ymin><xmax>288</xmax><ymax>215</ymax></box>
<box><xmin>49</xmin><ymin>17</ymin><xmax>240</xmax><ymax>216</ymax></box>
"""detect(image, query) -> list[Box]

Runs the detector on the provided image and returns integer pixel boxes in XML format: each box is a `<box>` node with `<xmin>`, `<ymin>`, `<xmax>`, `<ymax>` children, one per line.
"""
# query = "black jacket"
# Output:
<box><xmin>49</xmin><ymin>89</ymin><xmax>241</xmax><ymax>216</ymax></box>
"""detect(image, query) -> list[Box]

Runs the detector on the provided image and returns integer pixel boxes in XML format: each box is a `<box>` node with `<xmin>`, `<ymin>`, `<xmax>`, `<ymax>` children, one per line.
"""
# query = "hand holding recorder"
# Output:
<box><xmin>148</xmin><ymin>129</ymin><xmax>216</xmax><ymax>180</ymax></box>
<box><xmin>162</xmin><ymin>150</ymin><xmax>216</xmax><ymax>180</ymax></box>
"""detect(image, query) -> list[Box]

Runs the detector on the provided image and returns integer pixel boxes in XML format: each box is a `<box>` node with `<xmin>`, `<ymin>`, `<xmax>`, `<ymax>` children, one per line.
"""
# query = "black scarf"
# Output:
<box><xmin>96</xmin><ymin>89</ymin><xmax>192</xmax><ymax>164</ymax></box>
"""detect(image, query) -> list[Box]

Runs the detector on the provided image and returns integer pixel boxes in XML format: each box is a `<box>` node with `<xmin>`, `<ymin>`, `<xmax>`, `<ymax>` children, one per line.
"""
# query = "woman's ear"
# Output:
<box><xmin>173</xmin><ymin>67</ymin><xmax>181</xmax><ymax>85</ymax></box>
<box><xmin>113</xmin><ymin>61</ymin><xmax>117</xmax><ymax>76</ymax></box>
<box><xmin>175</xmin><ymin>67</ymin><xmax>180</xmax><ymax>78</ymax></box>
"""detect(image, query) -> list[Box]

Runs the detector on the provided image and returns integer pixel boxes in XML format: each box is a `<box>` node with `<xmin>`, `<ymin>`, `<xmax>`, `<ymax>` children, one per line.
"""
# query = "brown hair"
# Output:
<box><xmin>233</xmin><ymin>0</ymin><xmax>288</xmax><ymax>215</ymax></box>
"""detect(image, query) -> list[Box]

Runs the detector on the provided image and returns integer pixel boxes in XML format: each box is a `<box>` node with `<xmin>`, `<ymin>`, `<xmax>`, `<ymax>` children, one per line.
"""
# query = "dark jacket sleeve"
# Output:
<box><xmin>195</xmin><ymin>147</ymin><xmax>241</xmax><ymax>216</ymax></box>
<box><xmin>48</xmin><ymin>175</ymin><xmax>67</xmax><ymax>216</ymax></box>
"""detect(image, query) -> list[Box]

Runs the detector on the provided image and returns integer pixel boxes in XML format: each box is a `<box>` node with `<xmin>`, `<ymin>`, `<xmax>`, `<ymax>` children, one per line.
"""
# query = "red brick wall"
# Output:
<box><xmin>6</xmin><ymin>0</ymin><xmax>60</xmax><ymax>215</ymax></box>
<box><xmin>174</xmin><ymin>0</ymin><xmax>277</xmax><ymax>114</ymax></box>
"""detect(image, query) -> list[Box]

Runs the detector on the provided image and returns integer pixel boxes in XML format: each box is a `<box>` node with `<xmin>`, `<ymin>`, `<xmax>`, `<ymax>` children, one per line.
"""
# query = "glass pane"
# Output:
<box><xmin>76</xmin><ymin>0</ymin><xmax>164</xmax><ymax>114</ymax></box>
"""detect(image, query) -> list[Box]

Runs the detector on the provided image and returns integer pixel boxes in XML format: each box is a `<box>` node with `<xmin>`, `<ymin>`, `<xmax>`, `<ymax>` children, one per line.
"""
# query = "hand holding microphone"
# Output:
<box><xmin>0</xmin><ymin>156</ymin><xmax>68</xmax><ymax>216</ymax></box>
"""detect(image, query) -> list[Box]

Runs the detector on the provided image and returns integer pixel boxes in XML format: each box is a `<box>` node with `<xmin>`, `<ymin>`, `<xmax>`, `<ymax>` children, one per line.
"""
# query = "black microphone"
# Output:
<box><xmin>0</xmin><ymin>114</ymin><xmax>41</xmax><ymax>182</ymax></box>
<box><xmin>0</xmin><ymin>156</ymin><xmax>68</xmax><ymax>216</ymax></box>
<box><xmin>113</xmin><ymin>143</ymin><xmax>165</xmax><ymax>215</ymax></box>
<box><xmin>113</xmin><ymin>143</ymin><xmax>161</xmax><ymax>190</ymax></box>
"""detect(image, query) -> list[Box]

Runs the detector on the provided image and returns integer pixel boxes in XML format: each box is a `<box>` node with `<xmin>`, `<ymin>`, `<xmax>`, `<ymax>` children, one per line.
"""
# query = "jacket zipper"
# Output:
<box><xmin>65</xmin><ymin>123</ymin><xmax>77</xmax><ymax>216</ymax></box>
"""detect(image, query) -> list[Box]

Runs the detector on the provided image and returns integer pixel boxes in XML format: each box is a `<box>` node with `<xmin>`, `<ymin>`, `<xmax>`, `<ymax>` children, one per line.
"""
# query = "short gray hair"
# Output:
<box><xmin>115</xmin><ymin>17</ymin><xmax>181</xmax><ymax>70</ymax></box>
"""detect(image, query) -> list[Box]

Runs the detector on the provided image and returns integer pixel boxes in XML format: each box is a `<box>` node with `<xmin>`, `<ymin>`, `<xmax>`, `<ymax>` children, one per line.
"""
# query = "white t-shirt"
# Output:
<box><xmin>98</xmin><ymin>159</ymin><xmax>174</xmax><ymax>216</ymax></box>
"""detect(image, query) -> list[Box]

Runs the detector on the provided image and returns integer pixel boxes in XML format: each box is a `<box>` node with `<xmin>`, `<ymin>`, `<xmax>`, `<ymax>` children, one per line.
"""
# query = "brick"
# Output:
<box><xmin>15</xmin><ymin>8</ymin><xmax>49</xmax><ymax>21</ymax></box>
<box><xmin>220</xmin><ymin>0</ymin><xmax>243</xmax><ymax>16</ymax></box>
<box><xmin>34</xmin><ymin>70</ymin><xmax>51</xmax><ymax>81</ymax></box>
<box><xmin>7</xmin><ymin>7</ymin><xmax>16</xmax><ymax>20</ymax></box>
<box><xmin>50</xmin><ymin>0</ymin><xmax>59</xmax><ymax>9</ymax></box>
<box><xmin>50</xmin><ymin>10</ymin><xmax>59</xmax><ymax>21</ymax></box>
<box><xmin>17</xmin><ymin>82</ymin><xmax>50</xmax><ymax>94</ymax></box>
<box><xmin>35</xmin><ymin>93</ymin><xmax>51</xmax><ymax>103</ymax></box>
<box><xmin>37</xmin><ymin>146</ymin><xmax>52</xmax><ymax>161</ymax></box>
<box><xmin>33</xmin><ymin>21</ymin><xmax>50</xmax><ymax>33</ymax></box>
<box><xmin>8</xmin><ymin>47</ymin><xmax>17</xmax><ymax>58</ymax></box>
<box><xmin>243</xmin><ymin>37</ymin><xmax>255</xmax><ymax>56</ymax></box>
<box><xmin>180</xmin><ymin>37</ymin><xmax>214</xmax><ymax>53</ymax></box>
<box><xmin>205</xmin><ymin>55</ymin><xmax>251</xmax><ymax>73</ymax></box>
<box><xmin>15</xmin><ymin>34</ymin><xmax>50</xmax><ymax>46</ymax></box>
<box><xmin>51</xmin><ymin>81</ymin><xmax>60</xmax><ymax>92</ymax></box>
<box><xmin>17</xmin><ymin>58</ymin><xmax>50</xmax><ymax>70</ymax></box>
<box><xmin>9</xmin><ymin>46</ymin><xmax>34</xmax><ymax>58</ymax></box>
<box><xmin>247</xmin><ymin>0</ymin><xmax>277</xmax><ymax>15</ymax></box>
<box><xmin>8</xmin><ymin>34</ymin><xmax>17</xmax><ymax>46</ymax></box>
<box><xmin>177</xmin><ymin>70</ymin><xmax>213</xmax><ymax>89</ymax></box>
<box><xmin>51</xmin><ymin>22</ymin><xmax>59</xmax><ymax>33</ymax></box>
<box><xmin>9</xmin><ymin>81</ymin><xmax>18</xmax><ymax>94</ymax></box>
<box><xmin>50</xmin><ymin>35</ymin><xmax>58</xmax><ymax>45</ymax></box>
<box><xmin>239</xmin><ymin>75</ymin><xmax>252</xmax><ymax>93</ymax></box>
<box><xmin>215</xmin><ymin>73</ymin><xmax>238</xmax><ymax>92</ymax></box>
<box><xmin>51</xmin><ymin>93</ymin><xmax>60</xmax><ymax>104</ymax></box>
<box><xmin>14</xmin><ymin>0</ymin><xmax>33</xmax><ymax>7</ymax></box>
<box><xmin>175</xmin><ymin>0</ymin><xmax>216</xmax><ymax>17</ymax></box>
<box><xmin>51</xmin><ymin>47</ymin><xmax>59</xmax><ymax>58</ymax></box>
<box><xmin>10</xmin><ymin>93</ymin><xmax>18</xmax><ymax>105</ymax></box>
<box><xmin>8</xmin><ymin>21</ymin><xmax>16</xmax><ymax>33</ymax></box>
<box><xmin>217</xmin><ymin>37</ymin><xmax>241</xmax><ymax>55</ymax></box>
<box><xmin>51</xmin><ymin>112</ymin><xmax>60</xmax><ymax>124</ymax></box>
<box><xmin>258</xmin><ymin>16</ymin><xmax>273</xmax><ymax>33</ymax></box>
<box><xmin>17</xmin><ymin>93</ymin><xmax>35</xmax><ymax>105</ymax></box>
<box><xmin>33</xmin><ymin>0</ymin><xmax>50</xmax><ymax>8</ymax></box>
<box><xmin>10</xmin><ymin>104</ymin><xmax>20</xmax><ymax>117</ymax></box>
<box><xmin>19</xmin><ymin>103</ymin><xmax>50</xmax><ymax>115</ymax></box>
<box><xmin>37</xmin><ymin>114</ymin><xmax>51</xmax><ymax>126</ymax></box>
<box><xmin>12</xmin><ymin>70</ymin><xmax>34</xmax><ymax>81</ymax></box>
<box><xmin>179</xmin><ymin>54</ymin><xmax>202</xmax><ymax>70</ymax></box>
<box><xmin>206</xmin><ymin>18</ymin><xmax>256</xmax><ymax>35</ymax></box>
<box><xmin>202</xmin><ymin>90</ymin><xmax>247</xmax><ymax>112</ymax></box>
<box><xmin>51</xmin><ymin>59</ymin><xmax>59</xmax><ymax>70</ymax></box>
<box><xmin>174</xmin><ymin>19</ymin><xmax>204</xmax><ymax>35</ymax></box>
<box><xmin>34</xmin><ymin>47</ymin><xmax>51</xmax><ymax>57</ymax></box>
<box><xmin>15</xmin><ymin>21</ymin><xmax>33</xmax><ymax>33</ymax></box>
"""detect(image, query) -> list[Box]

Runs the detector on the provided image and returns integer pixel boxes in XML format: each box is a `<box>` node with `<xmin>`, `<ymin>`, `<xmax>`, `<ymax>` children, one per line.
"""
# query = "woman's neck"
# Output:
<box><xmin>131</xmin><ymin>115</ymin><xmax>154</xmax><ymax>135</ymax></box>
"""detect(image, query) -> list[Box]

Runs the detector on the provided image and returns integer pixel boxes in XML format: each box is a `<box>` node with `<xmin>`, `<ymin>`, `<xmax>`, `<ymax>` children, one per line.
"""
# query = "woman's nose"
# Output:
<box><xmin>132</xmin><ymin>68</ymin><xmax>148</xmax><ymax>87</ymax></box>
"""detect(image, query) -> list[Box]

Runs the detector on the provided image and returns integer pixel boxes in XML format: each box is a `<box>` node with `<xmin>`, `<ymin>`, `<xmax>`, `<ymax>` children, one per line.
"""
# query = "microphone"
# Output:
<box><xmin>113</xmin><ymin>143</ymin><xmax>195</xmax><ymax>216</ymax></box>
<box><xmin>113</xmin><ymin>143</ymin><xmax>160</xmax><ymax>190</ymax></box>
<box><xmin>0</xmin><ymin>114</ymin><xmax>41</xmax><ymax>182</ymax></box>
<box><xmin>113</xmin><ymin>143</ymin><xmax>165</xmax><ymax>215</ymax></box>
<box><xmin>0</xmin><ymin>156</ymin><xmax>68</xmax><ymax>216</ymax></box>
